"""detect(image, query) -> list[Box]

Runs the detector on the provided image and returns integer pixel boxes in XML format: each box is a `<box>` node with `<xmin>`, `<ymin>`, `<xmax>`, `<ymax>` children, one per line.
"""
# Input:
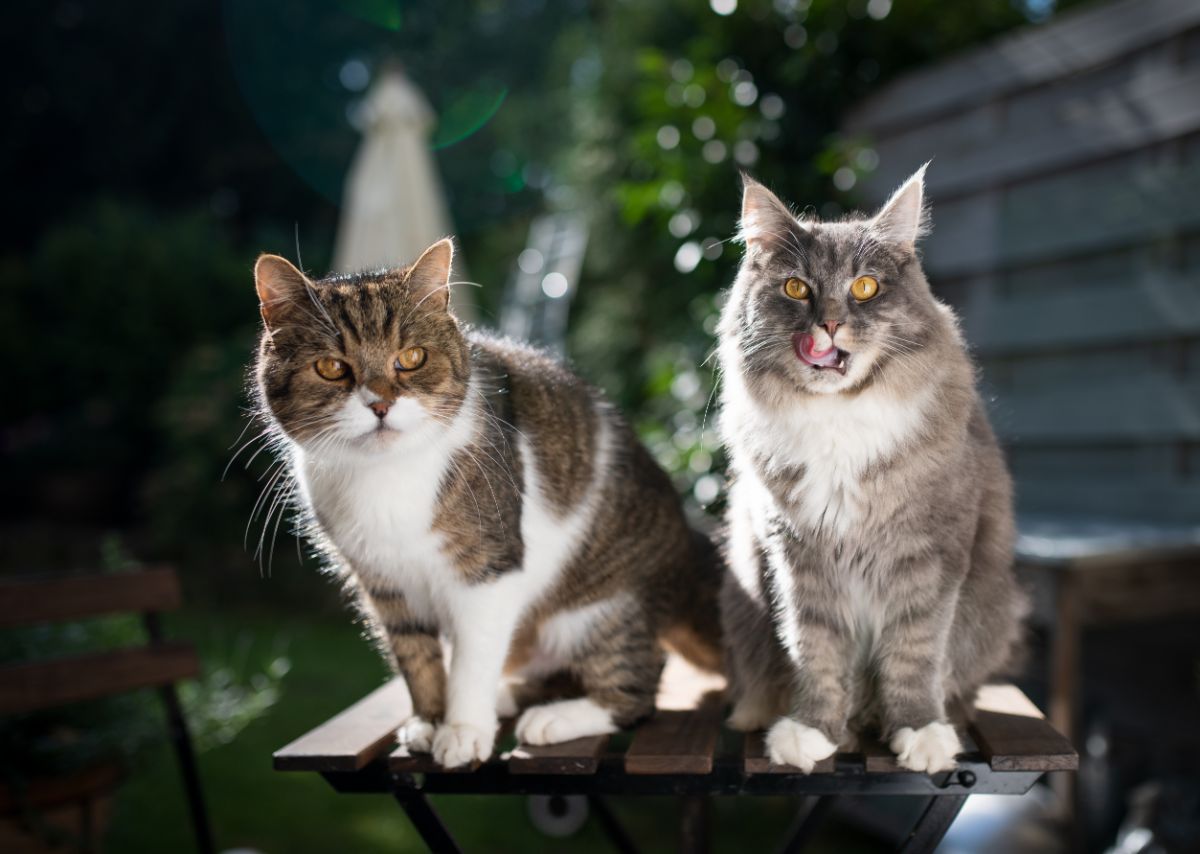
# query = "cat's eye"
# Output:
<box><xmin>314</xmin><ymin>357</ymin><xmax>349</xmax><ymax>381</ymax></box>
<box><xmin>851</xmin><ymin>275</ymin><xmax>880</xmax><ymax>302</ymax></box>
<box><xmin>395</xmin><ymin>347</ymin><xmax>427</xmax><ymax>371</ymax></box>
<box><xmin>783</xmin><ymin>277</ymin><xmax>810</xmax><ymax>300</ymax></box>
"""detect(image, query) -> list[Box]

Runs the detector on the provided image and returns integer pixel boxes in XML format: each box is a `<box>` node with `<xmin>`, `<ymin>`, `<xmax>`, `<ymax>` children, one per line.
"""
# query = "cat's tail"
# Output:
<box><xmin>658</xmin><ymin>526</ymin><xmax>725</xmax><ymax>674</ymax></box>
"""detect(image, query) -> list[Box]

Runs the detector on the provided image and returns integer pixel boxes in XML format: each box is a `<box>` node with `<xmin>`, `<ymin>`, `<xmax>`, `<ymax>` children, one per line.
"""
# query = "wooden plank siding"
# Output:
<box><xmin>843</xmin><ymin>0</ymin><xmax>1200</xmax><ymax>523</ymax></box>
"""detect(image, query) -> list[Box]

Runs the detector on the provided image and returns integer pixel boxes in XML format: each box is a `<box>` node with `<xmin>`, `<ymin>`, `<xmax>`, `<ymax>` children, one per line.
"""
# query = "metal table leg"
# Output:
<box><xmin>898</xmin><ymin>795</ymin><xmax>968</xmax><ymax>854</ymax></box>
<box><xmin>777</xmin><ymin>796</ymin><xmax>837</xmax><ymax>854</ymax></box>
<box><xmin>679</xmin><ymin>794</ymin><xmax>710</xmax><ymax>854</ymax></box>
<box><xmin>588</xmin><ymin>795</ymin><xmax>640</xmax><ymax>854</ymax></box>
<box><xmin>394</xmin><ymin>790</ymin><xmax>462</xmax><ymax>854</ymax></box>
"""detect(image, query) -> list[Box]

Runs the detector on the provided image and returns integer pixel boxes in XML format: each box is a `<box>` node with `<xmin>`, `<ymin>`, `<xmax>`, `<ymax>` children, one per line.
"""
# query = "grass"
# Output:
<box><xmin>103</xmin><ymin>605</ymin><xmax>883</xmax><ymax>853</ymax></box>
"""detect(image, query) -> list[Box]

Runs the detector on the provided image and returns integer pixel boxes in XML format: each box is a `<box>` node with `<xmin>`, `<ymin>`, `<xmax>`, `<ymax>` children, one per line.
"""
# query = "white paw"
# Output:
<box><xmin>765</xmin><ymin>718</ymin><xmax>837</xmax><ymax>773</ymax></box>
<box><xmin>890</xmin><ymin>721</ymin><xmax>962</xmax><ymax>773</ymax></box>
<box><xmin>432</xmin><ymin>721</ymin><xmax>495</xmax><ymax>768</ymax></box>
<box><xmin>727</xmin><ymin>696</ymin><xmax>776</xmax><ymax>732</ymax></box>
<box><xmin>516</xmin><ymin>699</ymin><xmax>617</xmax><ymax>746</ymax></box>
<box><xmin>395</xmin><ymin>716</ymin><xmax>435</xmax><ymax>753</ymax></box>
<box><xmin>495</xmin><ymin>682</ymin><xmax>519</xmax><ymax>718</ymax></box>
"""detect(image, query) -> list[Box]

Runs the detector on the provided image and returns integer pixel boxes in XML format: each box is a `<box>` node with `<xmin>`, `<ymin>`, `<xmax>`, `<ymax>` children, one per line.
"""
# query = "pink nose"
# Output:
<box><xmin>823</xmin><ymin>320</ymin><xmax>840</xmax><ymax>338</ymax></box>
<box><xmin>368</xmin><ymin>401</ymin><xmax>390</xmax><ymax>418</ymax></box>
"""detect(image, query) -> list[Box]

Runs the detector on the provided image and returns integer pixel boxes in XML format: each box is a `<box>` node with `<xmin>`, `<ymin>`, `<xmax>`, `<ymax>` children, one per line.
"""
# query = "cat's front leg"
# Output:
<box><xmin>877</xmin><ymin>598</ymin><xmax>962</xmax><ymax>774</ymax></box>
<box><xmin>766</xmin><ymin>617</ymin><xmax>852</xmax><ymax>773</ymax></box>
<box><xmin>369</xmin><ymin>593</ymin><xmax>445</xmax><ymax>754</ymax></box>
<box><xmin>433</xmin><ymin>583</ymin><xmax>523</xmax><ymax>768</ymax></box>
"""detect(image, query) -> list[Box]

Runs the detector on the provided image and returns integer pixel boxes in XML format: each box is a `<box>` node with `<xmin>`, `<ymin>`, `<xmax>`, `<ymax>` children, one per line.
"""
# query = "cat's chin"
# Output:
<box><xmin>302</xmin><ymin>426</ymin><xmax>410</xmax><ymax>460</ymax></box>
<box><xmin>354</xmin><ymin>426</ymin><xmax>408</xmax><ymax>450</ymax></box>
<box><xmin>794</xmin><ymin>359</ymin><xmax>857</xmax><ymax>394</ymax></box>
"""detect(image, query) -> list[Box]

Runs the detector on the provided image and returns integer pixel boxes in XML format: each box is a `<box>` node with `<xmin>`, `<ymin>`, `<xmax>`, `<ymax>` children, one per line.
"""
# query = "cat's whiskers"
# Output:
<box><xmin>699</xmin><ymin>364</ymin><xmax>723</xmax><ymax>444</ymax></box>
<box><xmin>468</xmin><ymin>435</ymin><xmax>522</xmax><ymax>496</ymax></box>
<box><xmin>236</xmin><ymin>415</ymin><xmax>329</xmax><ymax>475</ymax></box>
<box><xmin>262</xmin><ymin>478</ymin><xmax>300</xmax><ymax>578</ymax></box>
<box><xmin>443</xmin><ymin>453</ymin><xmax>487</xmax><ymax>542</ymax></box>
<box><xmin>470</xmin><ymin>383</ymin><xmax>531</xmax><ymax>446</ymax></box>
<box><xmin>302</xmin><ymin>282</ymin><xmax>339</xmax><ymax>336</ymax></box>
<box><xmin>246</xmin><ymin>461</ymin><xmax>291</xmax><ymax>565</ymax></box>
<box><xmin>454</xmin><ymin>443</ymin><xmax>508</xmax><ymax>533</ymax></box>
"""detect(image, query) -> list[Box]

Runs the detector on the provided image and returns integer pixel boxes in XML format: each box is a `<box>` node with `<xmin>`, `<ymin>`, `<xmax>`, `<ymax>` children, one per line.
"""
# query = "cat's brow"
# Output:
<box><xmin>382</xmin><ymin>303</ymin><xmax>396</xmax><ymax>339</ymax></box>
<box><xmin>339</xmin><ymin>311</ymin><xmax>362</xmax><ymax>346</ymax></box>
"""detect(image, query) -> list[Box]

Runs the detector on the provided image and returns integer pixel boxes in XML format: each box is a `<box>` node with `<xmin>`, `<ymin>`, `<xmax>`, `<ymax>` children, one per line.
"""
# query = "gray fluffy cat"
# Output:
<box><xmin>717</xmin><ymin>165</ymin><xmax>1027</xmax><ymax>774</ymax></box>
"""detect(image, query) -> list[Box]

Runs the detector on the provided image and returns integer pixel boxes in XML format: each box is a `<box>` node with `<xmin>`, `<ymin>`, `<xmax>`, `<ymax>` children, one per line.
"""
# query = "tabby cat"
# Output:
<box><xmin>717</xmin><ymin>166</ymin><xmax>1027</xmax><ymax>774</ymax></box>
<box><xmin>252</xmin><ymin>238</ymin><xmax>720</xmax><ymax>768</ymax></box>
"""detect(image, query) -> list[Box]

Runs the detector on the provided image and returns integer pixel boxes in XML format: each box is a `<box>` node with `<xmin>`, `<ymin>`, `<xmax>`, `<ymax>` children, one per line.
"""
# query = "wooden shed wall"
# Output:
<box><xmin>844</xmin><ymin>0</ymin><xmax>1200</xmax><ymax>523</ymax></box>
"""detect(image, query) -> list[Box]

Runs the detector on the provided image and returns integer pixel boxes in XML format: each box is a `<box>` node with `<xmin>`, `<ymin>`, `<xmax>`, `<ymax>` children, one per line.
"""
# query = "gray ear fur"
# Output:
<box><xmin>871</xmin><ymin>162</ymin><xmax>930</xmax><ymax>247</ymax></box>
<box><xmin>739</xmin><ymin>175</ymin><xmax>805</xmax><ymax>252</ymax></box>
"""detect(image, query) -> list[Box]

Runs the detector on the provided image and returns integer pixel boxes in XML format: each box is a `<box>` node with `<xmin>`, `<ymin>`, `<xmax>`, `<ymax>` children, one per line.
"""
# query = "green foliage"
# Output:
<box><xmin>1</xmin><ymin>201</ymin><xmax>254</xmax><ymax>522</ymax></box>
<box><xmin>535</xmin><ymin>0</ymin><xmax>1073</xmax><ymax>510</ymax></box>
<box><xmin>180</xmin><ymin>637</ymin><xmax>291</xmax><ymax>753</ymax></box>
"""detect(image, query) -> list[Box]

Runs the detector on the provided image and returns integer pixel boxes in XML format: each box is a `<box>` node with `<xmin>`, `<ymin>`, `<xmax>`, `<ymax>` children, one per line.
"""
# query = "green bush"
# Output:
<box><xmin>2</xmin><ymin>201</ymin><xmax>253</xmax><ymax>521</ymax></box>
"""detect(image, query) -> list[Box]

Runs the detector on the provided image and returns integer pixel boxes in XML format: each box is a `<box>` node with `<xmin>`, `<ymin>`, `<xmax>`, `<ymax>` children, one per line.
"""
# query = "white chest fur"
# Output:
<box><xmin>298</xmin><ymin>399</ymin><xmax>475</xmax><ymax>619</ymax></box>
<box><xmin>725</xmin><ymin>370</ymin><xmax>932</xmax><ymax>538</ymax></box>
<box><xmin>295</xmin><ymin>391</ymin><xmax>613</xmax><ymax>631</ymax></box>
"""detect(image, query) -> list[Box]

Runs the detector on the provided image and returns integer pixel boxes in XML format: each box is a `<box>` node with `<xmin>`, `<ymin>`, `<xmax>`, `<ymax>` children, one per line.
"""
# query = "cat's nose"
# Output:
<box><xmin>368</xmin><ymin>401</ymin><xmax>391</xmax><ymax>418</ymax></box>
<box><xmin>823</xmin><ymin>320</ymin><xmax>841</xmax><ymax>338</ymax></box>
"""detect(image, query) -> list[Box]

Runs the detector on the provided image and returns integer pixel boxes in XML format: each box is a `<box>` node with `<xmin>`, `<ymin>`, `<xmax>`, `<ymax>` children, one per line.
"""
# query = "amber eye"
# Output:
<box><xmin>783</xmin><ymin>277</ymin><xmax>811</xmax><ymax>300</ymax></box>
<box><xmin>314</xmin><ymin>357</ymin><xmax>348</xmax><ymax>381</ymax></box>
<box><xmin>851</xmin><ymin>275</ymin><xmax>880</xmax><ymax>302</ymax></box>
<box><xmin>395</xmin><ymin>347</ymin><xmax>427</xmax><ymax>371</ymax></box>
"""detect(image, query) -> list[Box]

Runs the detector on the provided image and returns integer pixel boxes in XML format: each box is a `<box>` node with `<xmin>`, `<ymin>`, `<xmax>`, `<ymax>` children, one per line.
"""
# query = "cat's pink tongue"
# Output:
<box><xmin>794</xmin><ymin>332</ymin><xmax>840</xmax><ymax>367</ymax></box>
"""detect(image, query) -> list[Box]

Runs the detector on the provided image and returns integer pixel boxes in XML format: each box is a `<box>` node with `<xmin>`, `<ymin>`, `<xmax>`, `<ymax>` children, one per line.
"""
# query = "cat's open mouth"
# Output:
<box><xmin>794</xmin><ymin>332</ymin><xmax>848</xmax><ymax>375</ymax></box>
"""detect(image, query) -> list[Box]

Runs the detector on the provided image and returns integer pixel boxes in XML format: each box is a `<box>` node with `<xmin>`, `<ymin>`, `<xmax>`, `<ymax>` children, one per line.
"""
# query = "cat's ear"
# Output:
<box><xmin>740</xmin><ymin>175</ymin><xmax>803</xmax><ymax>253</ymax></box>
<box><xmin>404</xmin><ymin>238</ymin><xmax>454</xmax><ymax>311</ymax></box>
<box><xmin>871</xmin><ymin>163</ymin><xmax>930</xmax><ymax>248</ymax></box>
<box><xmin>254</xmin><ymin>254</ymin><xmax>312</xmax><ymax>329</ymax></box>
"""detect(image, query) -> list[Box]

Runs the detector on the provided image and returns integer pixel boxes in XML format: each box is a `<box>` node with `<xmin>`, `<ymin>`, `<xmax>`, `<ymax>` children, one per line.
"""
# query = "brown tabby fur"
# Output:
<box><xmin>252</xmin><ymin>240</ymin><xmax>721</xmax><ymax>747</ymax></box>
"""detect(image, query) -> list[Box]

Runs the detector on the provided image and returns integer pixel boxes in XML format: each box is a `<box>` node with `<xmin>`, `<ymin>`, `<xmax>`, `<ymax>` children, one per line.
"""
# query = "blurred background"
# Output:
<box><xmin>2</xmin><ymin>0</ymin><xmax>1198</xmax><ymax>851</ymax></box>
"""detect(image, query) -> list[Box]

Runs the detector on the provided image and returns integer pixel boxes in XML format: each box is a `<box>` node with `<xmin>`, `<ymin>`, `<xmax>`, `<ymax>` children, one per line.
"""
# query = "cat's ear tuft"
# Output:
<box><xmin>739</xmin><ymin>175</ymin><xmax>803</xmax><ymax>253</ymax></box>
<box><xmin>405</xmin><ymin>237</ymin><xmax>454</xmax><ymax>311</ymax></box>
<box><xmin>871</xmin><ymin>162</ymin><xmax>930</xmax><ymax>248</ymax></box>
<box><xmin>254</xmin><ymin>254</ymin><xmax>311</xmax><ymax>329</ymax></box>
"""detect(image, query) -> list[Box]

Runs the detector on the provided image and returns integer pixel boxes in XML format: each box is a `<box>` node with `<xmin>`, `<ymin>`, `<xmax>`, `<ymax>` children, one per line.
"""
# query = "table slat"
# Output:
<box><xmin>970</xmin><ymin>710</ymin><xmax>1078</xmax><ymax>771</ymax></box>
<box><xmin>742</xmin><ymin>730</ymin><xmax>837</xmax><ymax>775</ymax></box>
<box><xmin>625</xmin><ymin>692</ymin><xmax>722</xmax><ymax>774</ymax></box>
<box><xmin>390</xmin><ymin>719</ymin><xmax>517</xmax><ymax>774</ymax></box>
<box><xmin>969</xmin><ymin>682</ymin><xmax>1077</xmax><ymax>771</ymax></box>
<box><xmin>508</xmin><ymin>734</ymin><xmax>610</xmax><ymax>775</ymax></box>
<box><xmin>274</xmin><ymin>679</ymin><xmax>409</xmax><ymax>772</ymax></box>
<box><xmin>861</xmin><ymin>733</ymin><xmax>898</xmax><ymax>773</ymax></box>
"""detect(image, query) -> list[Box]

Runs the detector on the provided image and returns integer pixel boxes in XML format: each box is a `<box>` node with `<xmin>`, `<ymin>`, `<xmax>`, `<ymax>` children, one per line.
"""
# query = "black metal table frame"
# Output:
<box><xmin>318</xmin><ymin>752</ymin><xmax>1046</xmax><ymax>854</ymax></box>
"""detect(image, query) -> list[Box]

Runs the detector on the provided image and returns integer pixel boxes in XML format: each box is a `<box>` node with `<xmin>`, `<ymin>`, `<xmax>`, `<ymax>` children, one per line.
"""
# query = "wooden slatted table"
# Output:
<box><xmin>274</xmin><ymin>657</ymin><xmax>1075</xmax><ymax>853</ymax></box>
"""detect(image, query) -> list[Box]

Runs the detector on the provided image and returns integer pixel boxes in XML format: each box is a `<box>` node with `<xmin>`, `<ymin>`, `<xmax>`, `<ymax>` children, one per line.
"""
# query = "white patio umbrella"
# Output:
<box><xmin>333</xmin><ymin>66</ymin><xmax>475</xmax><ymax>320</ymax></box>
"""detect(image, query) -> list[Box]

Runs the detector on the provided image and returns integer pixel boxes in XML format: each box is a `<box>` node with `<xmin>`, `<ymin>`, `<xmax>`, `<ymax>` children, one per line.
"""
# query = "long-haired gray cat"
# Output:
<box><xmin>717</xmin><ymin>165</ymin><xmax>1027</xmax><ymax>773</ymax></box>
<box><xmin>252</xmin><ymin>238</ymin><xmax>720</xmax><ymax>768</ymax></box>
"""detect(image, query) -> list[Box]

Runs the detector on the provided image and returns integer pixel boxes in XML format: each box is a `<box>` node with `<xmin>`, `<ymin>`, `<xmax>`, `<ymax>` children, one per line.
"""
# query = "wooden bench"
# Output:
<box><xmin>274</xmin><ymin>656</ymin><xmax>1076</xmax><ymax>853</ymax></box>
<box><xmin>0</xmin><ymin>568</ymin><xmax>214</xmax><ymax>854</ymax></box>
